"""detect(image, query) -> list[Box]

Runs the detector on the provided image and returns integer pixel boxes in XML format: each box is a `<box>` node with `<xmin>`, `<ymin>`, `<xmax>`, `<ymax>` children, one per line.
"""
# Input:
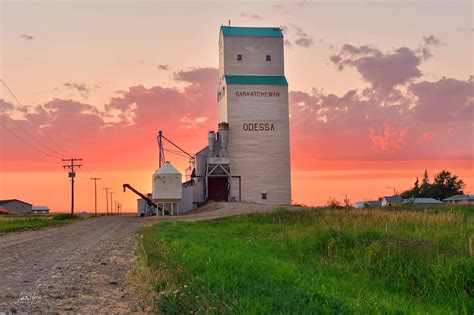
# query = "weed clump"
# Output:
<box><xmin>52</xmin><ymin>213</ymin><xmax>78</xmax><ymax>221</ymax></box>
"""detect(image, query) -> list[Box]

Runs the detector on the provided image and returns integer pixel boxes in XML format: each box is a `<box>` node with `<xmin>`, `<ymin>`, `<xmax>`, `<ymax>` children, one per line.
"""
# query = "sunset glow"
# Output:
<box><xmin>1</xmin><ymin>1</ymin><xmax>472</xmax><ymax>212</ymax></box>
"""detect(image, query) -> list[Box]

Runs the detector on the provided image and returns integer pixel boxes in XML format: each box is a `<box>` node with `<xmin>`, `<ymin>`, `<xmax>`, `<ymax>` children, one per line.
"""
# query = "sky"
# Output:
<box><xmin>0</xmin><ymin>0</ymin><xmax>473</xmax><ymax>212</ymax></box>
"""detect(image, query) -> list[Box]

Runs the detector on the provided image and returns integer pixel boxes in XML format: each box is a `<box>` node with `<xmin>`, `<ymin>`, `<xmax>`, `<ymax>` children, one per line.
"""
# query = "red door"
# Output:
<box><xmin>208</xmin><ymin>177</ymin><xmax>228</xmax><ymax>201</ymax></box>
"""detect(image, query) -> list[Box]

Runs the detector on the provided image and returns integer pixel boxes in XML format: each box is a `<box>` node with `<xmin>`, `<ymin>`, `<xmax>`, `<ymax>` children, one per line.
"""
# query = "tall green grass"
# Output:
<box><xmin>138</xmin><ymin>206</ymin><xmax>473</xmax><ymax>314</ymax></box>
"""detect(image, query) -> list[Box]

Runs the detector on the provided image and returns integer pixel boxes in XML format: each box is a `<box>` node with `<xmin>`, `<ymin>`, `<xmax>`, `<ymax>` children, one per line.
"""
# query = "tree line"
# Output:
<box><xmin>400</xmin><ymin>170</ymin><xmax>466</xmax><ymax>200</ymax></box>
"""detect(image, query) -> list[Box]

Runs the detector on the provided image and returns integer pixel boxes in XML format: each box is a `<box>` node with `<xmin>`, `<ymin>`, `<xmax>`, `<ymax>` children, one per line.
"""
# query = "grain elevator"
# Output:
<box><xmin>183</xmin><ymin>26</ymin><xmax>291</xmax><ymax>208</ymax></box>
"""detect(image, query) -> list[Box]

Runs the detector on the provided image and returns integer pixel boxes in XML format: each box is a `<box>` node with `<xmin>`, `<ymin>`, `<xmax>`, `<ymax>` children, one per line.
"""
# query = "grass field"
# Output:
<box><xmin>138</xmin><ymin>205</ymin><xmax>473</xmax><ymax>314</ymax></box>
<box><xmin>0</xmin><ymin>213</ymin><xmax>78</xmax><ymax>233</ymax></box>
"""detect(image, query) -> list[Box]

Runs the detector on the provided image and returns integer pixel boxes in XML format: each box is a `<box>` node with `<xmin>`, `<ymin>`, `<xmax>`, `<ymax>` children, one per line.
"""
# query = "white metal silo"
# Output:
<box><xmin>152</xmin><ymin>162</ymin><xmax>182</xmax><ymax>215</ymax></box>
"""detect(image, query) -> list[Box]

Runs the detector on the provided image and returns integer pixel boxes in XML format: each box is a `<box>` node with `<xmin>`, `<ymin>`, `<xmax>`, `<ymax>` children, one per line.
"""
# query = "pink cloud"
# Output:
<box><xmin>0</xmin><ymin>58</ymin><xmax>472</xmax><ymax>174</ymax></box>
<box><xmin>0</xmin><ymin>68</ymin><xmax>219</xmax><ymax>171</ymax></box>
<box><xmin>281</xmin><ymin>24</ymin><xmax>314</xmax><ymax>48</ymax></box>
<box><xmin>329</xmin><ymin>38</ymin><xmax>442</xmax><ymax>95</ymax></box>
<box><xmin>240</xmin><ymin>13</ymin><xmax>263</xmax><ymax>20</ymax></box>
<box><xmin>331</xmin><ymin>45</ymin><xmax>423</xmax><ymax>95</ymax></box>
<box><xmin>369</xmin><ymin>124</ymin><xmax>408</xmax><ymax>152</ymax></box>
<box><xmin>410</xmin><ymin>77</ymin><xmax>474</xmax><ymax>122</ymax></box>
<box><xmin>418</xmin><ymin>132</ymin><xmax>433</xmax><ymax>143</ymax></box>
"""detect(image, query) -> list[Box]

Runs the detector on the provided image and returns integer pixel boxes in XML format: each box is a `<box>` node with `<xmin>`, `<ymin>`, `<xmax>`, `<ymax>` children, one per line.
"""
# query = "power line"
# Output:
<box><xmin>109</xmin><ymin>191</ymin><xmax>115</xmax><ymax>216</ymax></box>
<box><xmin>1</xmin><ymin>79</ymin><xmax>76</xmax><ymax>157</ymax></box>
<box><xmin>103</xmin><ymin>187</ymin><xmax>111</xmax><ymax>215</ymax></box>
<box><xmin>0</xmin><ymin>110</ymin><xmax>66</xmax><ymax>158</ymax></box>
<box><xmin>164</xmin><ymin>147</ymin><xmax>193</xmax><ymax>156</ymax></box>
<box><xmin>159</xmin><ymin>131</ymin><xmax>194</xmax><ymax>158</ymax></box>
<box><xmin>0</xmin><ymin>119</ymin><xmax>60</xmax><ymax>159</ymax></box>
<box><xmin>90</xmin><ymin>177</ymin><xmax>101</xmax><ymax>215</ymax></box>
<box><xmin>1</xmin><ymin>79</ymin><xmax>96</xmax><ymax>172</ymax></box>
<box><xmin>163</xmin><ymin>148</ymin><xmax>191</xmax><ymax>159</ymax></box>
<box><xmin>82</xmin><ymin>163</ymin><xmax>93</xmax><ymax>173</ymax></box>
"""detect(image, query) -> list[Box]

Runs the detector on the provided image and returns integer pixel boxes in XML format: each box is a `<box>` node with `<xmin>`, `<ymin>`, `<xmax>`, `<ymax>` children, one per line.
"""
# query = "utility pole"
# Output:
<box><xmin>62</xmin><ymin>158</ymin><xmax>82</xmax><ymax>214</ymax></box>
<box><xmin>114</xmin><ymin>200</ymin><xmax>117</xmax><ymax>214</ymax></box>
<box><xmin>103</xmin><ymin>187</ymin><xmax>110</xmax><ymax>214</ymax></box>
<box><xmin>109</xmin><ymin>192</ymin><xmax>114</xmax><ymax>215</ymax></box>
<box><xmin>386</xmin><ymin>186</ymin><xmax>396</xmax><ymax>196</ymax></box>
<box><xmin>90</xmin><ymin>177</ymin><xmax>101</xmax><ymax>215</ymax></box>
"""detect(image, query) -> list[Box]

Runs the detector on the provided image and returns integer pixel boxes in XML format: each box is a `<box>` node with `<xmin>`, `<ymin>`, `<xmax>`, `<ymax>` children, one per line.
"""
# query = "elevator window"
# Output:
<box><xmin>266</xmin><ymin>55</ymin><xmax>271</xmax><ymax>61</ymax></box>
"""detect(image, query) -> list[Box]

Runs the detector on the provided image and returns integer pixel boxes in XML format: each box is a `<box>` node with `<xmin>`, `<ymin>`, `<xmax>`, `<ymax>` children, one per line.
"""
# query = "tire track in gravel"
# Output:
<box><xmin>0</xmin><ymin>215</ymin><xmax>157</xmax><ymax>313</ymax></box>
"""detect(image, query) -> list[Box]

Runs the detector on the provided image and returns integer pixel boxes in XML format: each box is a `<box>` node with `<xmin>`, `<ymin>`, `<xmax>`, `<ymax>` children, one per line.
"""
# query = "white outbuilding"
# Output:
<box><xmin>32</xmin><ymin>206</ymin><xmax>50</xmax><ymax>214</ymax></box>
<box><xmin>152</xmin><ymin>162</ymin><xmax>182</xmax><ymax>215</ymax></box>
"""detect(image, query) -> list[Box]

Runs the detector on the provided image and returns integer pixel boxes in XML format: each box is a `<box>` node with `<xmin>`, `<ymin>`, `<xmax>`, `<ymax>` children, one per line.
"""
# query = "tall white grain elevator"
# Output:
<box><xmin>218</xmin><ymin>26</ymin><xmax>291</xmax><ymax>204</ymax></box>
<box><xmin>185</xmin><ymin>26</ymin><xmax>291</xmax><ymax>208</ymax></box>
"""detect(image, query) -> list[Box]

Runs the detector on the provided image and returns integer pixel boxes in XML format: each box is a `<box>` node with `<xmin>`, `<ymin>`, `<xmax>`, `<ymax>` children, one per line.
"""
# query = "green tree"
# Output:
<box><xmin>401</xmin><ymin>170</ymin><xmax>465</xmax><ymax>200</ymax></box>
<box><xmin>430</xmin><ymin>170</ymin><xmax>465</xmax><ymax>200</ymax></box>
<box><xmin>413</xmin><ymin>177</ymin><xmax>420</xmax><ymax>197</ymax></box>
<box><xmin>420</xmin><ymin>170</ymin><xmax>431</xmax><ymax>196</ymax></box>
<box><xmin>401</xmin><ymin>177</ymin><xmax>421</xmax><ymax>199</ymax></box>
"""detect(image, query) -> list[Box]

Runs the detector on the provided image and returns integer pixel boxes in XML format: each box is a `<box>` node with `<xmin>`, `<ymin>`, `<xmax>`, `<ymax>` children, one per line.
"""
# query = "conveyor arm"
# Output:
<box><xmin>122</xmin><ymin>184</ymin><xmax>157</xmax><ymax>208</ymax></box>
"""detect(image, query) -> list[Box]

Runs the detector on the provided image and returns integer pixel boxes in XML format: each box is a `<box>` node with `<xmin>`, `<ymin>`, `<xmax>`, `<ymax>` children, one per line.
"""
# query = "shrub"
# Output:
<box><xmin>53</xmin><ymin>213</ymin><xmax>78</xmax><ymax>220</ymax></box>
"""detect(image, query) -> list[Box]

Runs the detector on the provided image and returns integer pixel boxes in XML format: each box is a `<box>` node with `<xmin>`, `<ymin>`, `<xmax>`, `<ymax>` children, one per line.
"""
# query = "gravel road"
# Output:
<box><xmin>0</xmin><ymin>203</ymin><xmax>288</xmax><ymax>313</ymax></box>
<box><xmin>0</xmin><ymin>215</ymin><xmax>157</xmax><ymax>313</ymax></box>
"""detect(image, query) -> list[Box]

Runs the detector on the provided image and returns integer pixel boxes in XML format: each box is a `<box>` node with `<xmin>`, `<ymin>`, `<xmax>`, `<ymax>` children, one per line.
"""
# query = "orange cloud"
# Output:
<box><xmin>418</xmin><ymin>131</ymin><xmax>433</xmax><ymax>143</ymax></box>
<box><xmin>1</xmin><ymin>64</ymin><xmax>472</xmax><ymax>176</ymax></box>
<box><xmin>368</xmin><ymin>124</ymin><xmax>408</xmax><ymax>152</ymax></box>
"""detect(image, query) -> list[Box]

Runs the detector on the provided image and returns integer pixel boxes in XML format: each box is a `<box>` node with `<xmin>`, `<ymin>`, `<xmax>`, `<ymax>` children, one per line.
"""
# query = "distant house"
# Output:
<box><xmin>32</xmin><ymin>206</ymin><xmax>50</xmax><ymax>214</ymax></box>
<box><xmin>352</xmin><ymin>202</ymin><xmax>365</xmax><ymax>209</ymax></box>
<box><xmin>366</xmin><ymin>200</ymin><xmax>383</xmax><ymax>207</ymax></box>
<box><xmin>353</xmin><ymin>200</ymin><xmax>382</xmax><ymax>209</ymax></box>
<box><xmin>0</xmin><ymin>199</ymin><xmax>32</xmax><ymax>214</ymax></box>
<box><xmin>404</xmin><ymin>198</ymin><xmax>444</xmax><ymax>205</ymax></box>
<box><xmin>443</xmin><ymin>194</ymin><xmax>474</xmax><ymax>205</ymax></box>
<box><xmin>381</xmin><ymin>196</ymin><xmax>404</xmax><ymax>207</ymax></box>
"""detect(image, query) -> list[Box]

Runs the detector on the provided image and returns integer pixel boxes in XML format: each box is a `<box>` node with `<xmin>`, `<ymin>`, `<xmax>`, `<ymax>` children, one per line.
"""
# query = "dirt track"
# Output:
<box><xmin>0</xmin><ymin>203</ymin><xmax>285</xmax><ymax>312</ymax></box>
<box><xmin>0</xmin><ymin>215</ymin><xmax>158</xmax><ymax>313</ymax></box>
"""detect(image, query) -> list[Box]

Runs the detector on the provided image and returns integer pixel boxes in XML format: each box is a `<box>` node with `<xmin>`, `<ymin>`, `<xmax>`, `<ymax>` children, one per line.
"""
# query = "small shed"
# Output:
<box><xmin>353</xmin><ymin>200</ymin><xmax>382</xmax><ymax>208</ymax></box>
<box><xmin>32</xmin><ymin>206</ymin><xmax>50</xmax><ymax>214</ymax></box>
<box><xmin>0</xmin><ymin>199</ymin><xmax>32</xmax><ymax>214</ymax></box>
<box><xmin>381</xmin><ymin>196</ymin><xmax>404</xmax><ymax>207</ymax></box>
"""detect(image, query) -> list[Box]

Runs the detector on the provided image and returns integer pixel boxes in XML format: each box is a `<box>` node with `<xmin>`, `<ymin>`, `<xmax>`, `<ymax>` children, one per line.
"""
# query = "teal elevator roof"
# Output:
<box><xmin>220</xmin><ymin>26</ymin><xmax>283</xmax><ymax>38</ymax></box>
<box><xmin>224</xmin><ymin>75</ymin><xmax>288</xmax><ymax>85</ymax></box>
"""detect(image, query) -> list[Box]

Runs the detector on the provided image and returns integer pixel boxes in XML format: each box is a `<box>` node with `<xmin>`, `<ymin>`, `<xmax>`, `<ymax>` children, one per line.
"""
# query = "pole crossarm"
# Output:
<box><xmin>62</xmin><ymin>158</ymin><xmax>82</xmax><ymax>214</ymax></box>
